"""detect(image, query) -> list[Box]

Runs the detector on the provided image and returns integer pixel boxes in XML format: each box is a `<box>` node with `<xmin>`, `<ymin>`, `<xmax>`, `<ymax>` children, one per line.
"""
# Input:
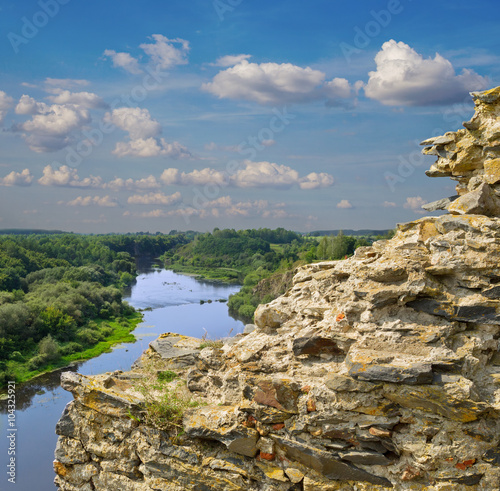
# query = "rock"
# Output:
<box><xmin>481</xmin><ymin>286</ymin><xmax>500</xmax><ymax>299</ymax></box>
<box><xmin>243</xmin><ymin>324</ymin><xmax>256</xmax><ymax>334</ymax></box>
<box><xmin>55</xmin><ymin>402</ymin><xmax>76</xmax><ymax>438</ymax></box>
<box><xmin>346</xmin><ymin>351</ymin><xmax>433</xmax><ymax>385</ymax></box>
<box><xmin>448</xmin><ymin>183</ymin><xmax>500</xmax><ymax>216</ymax></box>
<box><xmin>271</xmin><ymin>435</ymin><xmax>393</xmax><ymax>487</ymax></box>
<box><xmin>251</xmin><ymin>378</ymin><xmax>300</xmax><ymax>413</ymax></box>
<box><xmin>339</xmin><ymin>450</ymin><xmax>391</xmax><ymax>466</ymax></box>
<box><xmin>383</xmin><ymin>383</ymin><xmax>491</xmax><ymax>422</ymax></box>
<box><xmin>254</xmin><ymin>304</ymin><xmax>288</xmax><ymax>329</ymax></box>
<box><xmin>54</xmin><ymin>437</ymin><xmax>89</xmax><ymax>465</ymax></box>
<box><xmin>484</xmin><ymin>158</ymin><xmax>500</xmax><ymax>185</ymax></box>
<box><xmin>422</xmin><ymin>195</ymin><xmax>459</xmax><ymax>211</ymax></box>
<box><xmin>292</xmin><ymin>335</ymin><xmax>350</xmax><ymax>357</ymax></box>
<box><xmin>285</xmin><ymin>468</ymin><xmax>304</xmax><ymax>483</ymax></box>
<box><xmin>408</xmin><ymin>298</ymin><xmax>500</xmax><ymax>325</ymax></box>
<box><xmin>183</xmin><ymin>406</ymin><xmax>259</xmax><ymax>458</ymax></box>
<box><xmin>149</xmin><ymin>333</ymin><xmax>200</xmax><ymax>368</ymax></box>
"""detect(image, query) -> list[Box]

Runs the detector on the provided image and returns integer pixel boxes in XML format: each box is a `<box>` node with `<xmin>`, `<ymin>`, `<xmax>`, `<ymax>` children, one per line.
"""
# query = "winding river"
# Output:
<box><xmin>0</xmin><ymin>268</ymin><xmax>244</xmax><ymax>491</ymax></box>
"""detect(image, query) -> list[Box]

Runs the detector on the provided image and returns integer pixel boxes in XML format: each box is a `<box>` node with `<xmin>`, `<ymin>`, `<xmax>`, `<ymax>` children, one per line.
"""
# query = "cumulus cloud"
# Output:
<box><xmin>404</xmin><ymin>196</ymin><xmax>427</xmax><ymax>213</ymax></box>
<box><xmin>0</xmin><ymin>91</ymin><xmax>14</xmax><ymax>123</ymax></box>
<box><xmin>64</xmin><ymin>195</ymin><xmax>117</xmax><ymax>207</ymax></box>
<box><xmin>104</xmin><ymin>107</ymin><xmax>160</xmax><ymax>140</ymax></box>
<box><xmin>161</xmin><ymin>167</ymin><xmax>227</xmax><ymax>186</ymax></box>
<box><xmin>382</xmin><ymin>201</ymin><xmax>397</xmax><ymax>208</ymax></box>
<box><xmin>15</xmin><ymin>98</ymin><xmax>91</xmax><ymax>152</ymax></box>
<box><xmin>104</xmin><ymin>107</ymin><xmax>191</xmax><ymax>159</ymax></box>
<box><xmin>15</xmin><ymin>95</ymin><xmax>48</xmax><ymax>115</ymax></box>
<box><xmin>38</xmin><ymin>165</ymin><xmax>103</xmax><ymax>188</ymax></box>
<box><xmin>103</xmin><ymin>50</ymin><xmax>143</xmax><ymax>74</ymax></box>
<box><xmin>106</xmin><ymin>175</ymin><xmax>160</xmax><ymax>190</ymax></box>
<box><xmin>0</xmin><ymin>169</ymin><xmax>33</xmax><ymax>186</ymax></box>
<box><xmin>127</xmin><ymin>191</ymin><xmax>182</xmax><ymax>205</ymax></box>
<box><xmin>113</xmin><ymin>138</ymin><xmax>191</xmax><ymax>158</ymax></box>
<box><xmin>210</xmin><ymin>54</ymin><xmax>252</xmax><ymax>67</ymax></box>
<box><xmin>161</xmin><ymin>161</ymin><xmax>334</xmax><ymax>190</ymax></box>
<box><xmin>337</xmin><ymin>199</ymin><xmax>353</xmax><ymax>209</ymax></box>
<box><xmin>365</xmin><ymin>40</ymin><xmax>489</xmax><ymax>106</ymax></box>
<box><xmin>46</xmin><ymin>90</ymin><xmax>108</xmax><ymax>109</ymax></box>
<box><xmin>139</xmin><ymin>35</ymin><xmax>190</xmax><ymax>69</ymax></box>
<box><xmin>202</xmin><ymin>60</ymin><xmax>354</xmax><ymax>105</ymax></box>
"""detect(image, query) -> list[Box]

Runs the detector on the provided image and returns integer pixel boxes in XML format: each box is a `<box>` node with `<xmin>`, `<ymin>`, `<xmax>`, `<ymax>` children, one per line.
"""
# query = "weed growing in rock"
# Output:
<box><xmin>133</xmin><ymin>359</ymin><xmax>204</xmax><ymax>433</ymax></box>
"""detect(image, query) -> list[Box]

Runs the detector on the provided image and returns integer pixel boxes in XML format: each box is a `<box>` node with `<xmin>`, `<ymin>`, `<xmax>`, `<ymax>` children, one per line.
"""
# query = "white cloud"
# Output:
<box><xmin>0</xmin><ymin>91</ymin><xmax>14</xmax><ymax>123</ymax></box>
<box><xmin>404</xmin><ymin>196</ymin><xmax>427</xmax><ymax>213</ymax></box>
<box><xmin>106</xmin><ymin>175</ymin><xmax>160</xmax><ymax>190</ymax></box>
<box><xmin>104</xmin><ymin>107</ymin><xmax>161</xmax><ymax>140</ymax></box>
<box><xmin>38</xmin><ymin>165</ymin><xmax>103</xmax><ymax>188</ymax></box>
<box><xmin>365</xmin><ymin>40</ymin><xmax>489</xmax><ymax>106</ymax></box>
<box><xmin>161</xmin><ymin>161</ymin><xmax>334</xmax><ymax>190</ymax></box>
<box><xmin>382</xmin><ymin>201</ymin><xmax>397</xmax><ymax>208</ymax></box>
<box><xmin>15</xmin><ymin>95</ymin><xmax>48</xmax><ymax>115</ymax></box>
<box><xmin>139</xmin><ymin>35</ymin><xmax>189</xmax><ymax>69</ymax></box>
<box><xmin>64</xmin><ymin>195</ymin><xmax>117</xmax><ymax>207</ymax></box>
<box><xmin>299</xmin><ymin>172</ymin><xmax>335</xmax><ymax>190</ymax></box>
<box><xmin>46</xmin><ymin>90</ymin><xmax>108</xmax><ymax>109</ymax></box>
<box><xmin>337</xmin><ymin>199</ymin><xmax>353</xmax><ymax>209</ymax></box>
<box><xmin>161</xmin><ymin>167</ymin><xmax>227</xmax><ymax>186</ymax></box>
<box><xmin>104</xmin><ymin>107</ymin><xmax>191</xmax><ymax>158</ymax></box>
<box><xmin>203</xmin><ymin>60</ymin><xmax>353</xmax><ymax>105</ymax></box>
<box><xmin>210</xmin><ymin>54</ymin><xmax>252</xmax><ymax>67</ymax></box>
<box><xmin>0</xmin><ymin>169</ymin><xmax>33</xmax><ymax>186</ymax></box>
<box><xmin>127</xmin><ymin>191</ymin><xmax>182</xmax><ymax>205</ymax></box>
<box><xmin>16</xmin><ymin>100</ymin><xmax>91</xmax><ymax>152</ymax></box>
<box><xmin>103</xmin><ymin>49</ymin><xmax>143</xmax><ymax>74</ymax></box>
<box><xmin>113</xmin><ymin>137</ymin><xmax>191</xmax><ymax>158</ymax></box>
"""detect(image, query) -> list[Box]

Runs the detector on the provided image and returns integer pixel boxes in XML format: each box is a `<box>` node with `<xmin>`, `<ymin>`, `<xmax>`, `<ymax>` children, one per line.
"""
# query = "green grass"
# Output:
<box><xmin>169</xmin><ymin>264</ymin><xmax>242</xmax><ymax>283</ymax></box>
<box><xmin>2</xmin><ymin>312</ymin><xmax>143</xmax><ymax>387</ymax></box>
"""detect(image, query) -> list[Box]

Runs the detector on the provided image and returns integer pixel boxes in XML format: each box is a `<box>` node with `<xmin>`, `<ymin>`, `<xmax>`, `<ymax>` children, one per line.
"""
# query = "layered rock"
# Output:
<box><xmin>55</xmin><ymin>88</ymin><xmax>500</xmax><ymax>490</ymax></box>
<box><xmin>422</xmin><ymin>86</ymin><xmax>500</xmax><ymax>215</ymax></box>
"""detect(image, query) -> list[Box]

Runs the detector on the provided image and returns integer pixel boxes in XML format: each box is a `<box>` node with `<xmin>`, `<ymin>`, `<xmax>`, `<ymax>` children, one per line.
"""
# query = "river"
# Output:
<box><xmin>0</xmin><ymin>268</ymin><xmax>244</xmax><ymax>491</ymax></box>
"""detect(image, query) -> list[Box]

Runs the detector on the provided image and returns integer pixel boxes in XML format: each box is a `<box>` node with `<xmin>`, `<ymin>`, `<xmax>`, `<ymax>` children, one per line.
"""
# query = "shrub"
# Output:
<box><xmin>77</xmin><ymin>328</ymin><xmax>102</xmax><ymax>345</ymax></box>
<box><xmin>60</xmin><ymin>342</ymin><xmax>83</xmax><ymax>356</ymax></box>
<box><xmin>238</xmin><ymin>304</ymin><xmax>255</xmax><ymax>321</ymax></box>
<box><xmin>39</xmin><ymin>335</ymin><xmax>60</xmax><ymax>362</ymax></box>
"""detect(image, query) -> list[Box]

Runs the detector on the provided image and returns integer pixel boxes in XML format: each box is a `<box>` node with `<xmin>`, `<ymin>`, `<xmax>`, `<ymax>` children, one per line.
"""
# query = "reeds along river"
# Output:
<box><xmin>0</xmin><ymin>268</ymin><xmax>244</xmax><ymax>491</ymax></box>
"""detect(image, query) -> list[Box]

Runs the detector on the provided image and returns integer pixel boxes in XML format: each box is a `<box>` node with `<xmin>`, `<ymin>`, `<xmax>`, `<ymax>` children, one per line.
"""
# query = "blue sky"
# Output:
<box><xmin>0</xmin><ymin>0</ymin><xmax>499</xmax><ymax>233</ymax></box>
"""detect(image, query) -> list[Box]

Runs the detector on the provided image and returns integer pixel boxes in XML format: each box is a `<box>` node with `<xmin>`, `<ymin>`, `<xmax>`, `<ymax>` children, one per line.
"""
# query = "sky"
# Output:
<box><xmin>0</xmin><ymin>0</ymin><xmax>499</xmax><ymax>233</ymax></box>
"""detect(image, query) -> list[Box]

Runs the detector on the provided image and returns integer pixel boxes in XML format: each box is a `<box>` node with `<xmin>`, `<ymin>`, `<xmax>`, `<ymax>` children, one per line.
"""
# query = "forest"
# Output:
<box><xmin>0</xmin><ymin>228</ymin><xmax>389</xmax><ymax>388</ymax></box>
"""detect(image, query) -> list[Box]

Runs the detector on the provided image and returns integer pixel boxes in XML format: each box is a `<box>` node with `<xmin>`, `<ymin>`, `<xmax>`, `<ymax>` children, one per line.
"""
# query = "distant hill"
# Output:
<box><xmin>306</xmin><ymin>229</ymin><xmax>392</xmax><ymax>237</ymax></box>
<box><xmin>0</xmin><ymin>229</ymin><xmax>70</xmax><ymax>235</ymax></box>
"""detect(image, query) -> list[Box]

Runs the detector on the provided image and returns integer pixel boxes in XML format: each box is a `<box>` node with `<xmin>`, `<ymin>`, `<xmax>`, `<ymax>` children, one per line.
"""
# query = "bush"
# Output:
<box><xmin>238</xmin><ymin>304</ymin><xmax>255</xmax><ymax>320</ymax></box>
<box><xmin>27</xmin><ymin>354</ymin><xmax>48</xmax><ymax>370</ymax></box>
<box><xmin>59</xmin><ymin>342</ymin><xmax>83</xmax><ymax>356</ymax></box>
<box><xmin>100</xmin><ymin>326</ymin><xmax>113</xmax><ymax>337</ymax></box>
<box><xmin>77</xmin><ymin>328</ymin><xmax>102</xmax><ymax>345</ymax></box>
<box><xmin>39</xmin><ymin>335</ymin><xmax>60</xmax><ymax>362</ymax></box>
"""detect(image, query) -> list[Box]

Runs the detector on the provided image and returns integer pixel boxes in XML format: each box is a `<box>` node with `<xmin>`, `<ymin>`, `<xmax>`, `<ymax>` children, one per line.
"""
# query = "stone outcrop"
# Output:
<box><xmin>55</xmin><ymin>88</ymin><xmax>500</xmax><ymax>490</ymax></box>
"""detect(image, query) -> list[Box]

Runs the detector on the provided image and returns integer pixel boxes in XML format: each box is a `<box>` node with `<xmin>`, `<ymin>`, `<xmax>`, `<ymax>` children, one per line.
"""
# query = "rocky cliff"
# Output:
<box><xmin>54</xmin><ymin>87</ymin><xmax>500</xmax><ymax>491</ymax></box>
